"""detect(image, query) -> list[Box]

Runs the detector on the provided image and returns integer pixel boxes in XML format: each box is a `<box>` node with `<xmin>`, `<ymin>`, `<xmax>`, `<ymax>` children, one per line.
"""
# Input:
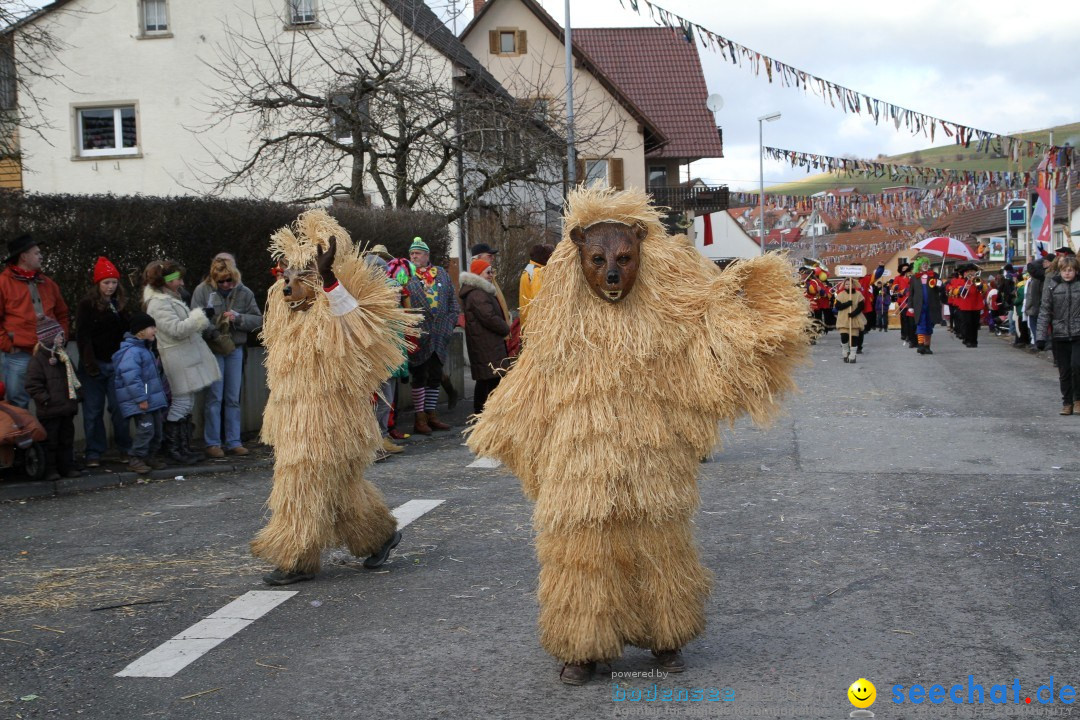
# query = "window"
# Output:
<box><xmin>0</xmin><ymin>37</ymin><xmax>15</xmax><ymax>111</ymax></box>
<box><xmin>648</xmin><ymin>166</ymin><xmax>666</xmax><ymax>188</ymax></box>
<box><xmin>584</xmin><ymin>159</ymin><xmax>608</xmax><ymax>187</ymax></box>
<box><xmin>141</xmin><ymin>0</ymin><xmax>168</xmax><ymax>33</ymax></box>
<box><xmin>329</xmin><ymin>92</ymin><xmax>369</xmax><ymax>143</ymax></box>
<box><xmin>488</xmin><ymin>29</ymin><xmax>527</xmax><ymax>56</ymax></box>
<box><xmin>290</xmin><ymin>0</ymin><xmax>316</xmax><ymax>25</ymax></box>
<box><xmin>77</xmin><ymin>106</ymin><xmax>138</xmax><ymax>157</ymax></box>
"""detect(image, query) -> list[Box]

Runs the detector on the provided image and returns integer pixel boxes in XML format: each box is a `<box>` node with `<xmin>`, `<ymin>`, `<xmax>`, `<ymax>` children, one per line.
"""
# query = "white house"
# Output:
<box><xmin>692</xmin><ymin>209</ymin><xmax>760</xmax><ymax>262</ymax></box>
<box><xmin>7</xmin><ymin>0</ymin><xmax>530</xmax><ymax>264</ymax></box>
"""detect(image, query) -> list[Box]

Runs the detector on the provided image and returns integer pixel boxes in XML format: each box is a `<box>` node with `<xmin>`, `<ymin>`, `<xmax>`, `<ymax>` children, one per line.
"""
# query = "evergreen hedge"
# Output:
<box><xmin>0</xmin><ymin>192</ymin><xmax>450</xmax><ymax>319</ymax></box>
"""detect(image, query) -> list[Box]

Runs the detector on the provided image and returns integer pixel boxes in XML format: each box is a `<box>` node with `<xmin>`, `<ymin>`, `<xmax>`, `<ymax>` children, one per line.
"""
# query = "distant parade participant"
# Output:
<box><xmin>944</xmin><ymin>269</ymin><xmax>964</xmax><ymax>335</ymax></box>
<box><xmin>854</xmin><ymin>276</ymin><xmax>874</xmax><ymax>355</ymax></box>
<box><xmin>803</xmin><ymin>266</ymin><xmax>829</xmax><ymax>341</ymax></box>
<box><xmin>909</xmin><ymin>257</ymin><xmax>944</xmax><ymax>354</ymax></box>
<box><xmin>833</xmin><ymin>277</ymin><xmax>865</xmax><ymax>364</ymax></box>
<box><xmin>953</xmin><ymin>263</ymin><xmax>987</xmax><ymax>348</ymax></box>
<box><xmin>893</xmin><ymin>262</ymin><xmax>914</xmax><ymax>348</ymax></box>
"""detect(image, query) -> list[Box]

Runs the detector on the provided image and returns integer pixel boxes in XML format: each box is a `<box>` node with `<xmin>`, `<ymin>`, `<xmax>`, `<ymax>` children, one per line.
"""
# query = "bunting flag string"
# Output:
<box><xmin>762</xmin><ymin>146</ymin><xmax>1075</xmax><ymax>190</ymax></box>
<box><xmin>612</xmin><ymin>0</ymin><xmax>1068</xmax><ymax>158</ymax></box>
<box><xmin>725</xmin><ymin>167</ymin><xmax>1080</xmax><ymax>232</ymax></box>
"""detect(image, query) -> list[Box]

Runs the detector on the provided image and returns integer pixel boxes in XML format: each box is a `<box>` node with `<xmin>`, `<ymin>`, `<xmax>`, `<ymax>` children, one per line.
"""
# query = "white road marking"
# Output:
<box><xmin>114</xmin><ymin>591</ymin><xmax>296</xmax><ymax>677</ymax></box>
<box><xmin>116</xmin><ymin>499</ymin><xmax>446</xmax><ymax>678</ymax></box>
<box><xmin>392</xmin><ymin>498</ymin><xmax>445</xmax><ymax>528</ymax></box>
<box><xmin>467</xmin><ymin>457</ymin><xmax>502</xmax><ymax>469</ymax></box>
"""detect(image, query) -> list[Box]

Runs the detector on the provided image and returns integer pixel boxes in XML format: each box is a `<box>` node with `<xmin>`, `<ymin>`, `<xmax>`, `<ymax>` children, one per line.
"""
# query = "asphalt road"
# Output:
<box><xmin>1</xmin><ymin>327</ymin><xmax>1077</xmax><ymax>720</ymax></box>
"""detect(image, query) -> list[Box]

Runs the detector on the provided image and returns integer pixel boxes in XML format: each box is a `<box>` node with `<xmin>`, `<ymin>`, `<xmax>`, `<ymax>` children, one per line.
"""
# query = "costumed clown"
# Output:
<box><xmin>252</xmin><ymin>210</ymin><xmax>417</xmax><ymax>585</ymax></box>
<box><xmin>893</xmin><ymin>261</ymin><xmax>914</xmax><ymax>347</ymax></box>
<box><xmin>908</xmin><ymin>256</ymin><xmax>944</xmax><ymax>354</ymax></box>
<box><xmin>466</xmin><ymin>187</ymin><xmax>810</xmax><ymax>685</ymax></box>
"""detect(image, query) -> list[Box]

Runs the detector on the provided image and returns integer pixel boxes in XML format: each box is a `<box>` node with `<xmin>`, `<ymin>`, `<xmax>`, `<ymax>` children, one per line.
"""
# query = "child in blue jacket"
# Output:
<box><xmin>112</xmin><ymin>313</ymin><xmax>169</xmax><ymax>474</ymax></box>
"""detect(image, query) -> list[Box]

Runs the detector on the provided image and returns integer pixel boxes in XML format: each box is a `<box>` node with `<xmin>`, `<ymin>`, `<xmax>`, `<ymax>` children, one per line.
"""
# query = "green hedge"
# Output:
<box><xmin>0</xmin><ymin>192</ymin><xmax>450</xmax><ymax>316</ymax></box>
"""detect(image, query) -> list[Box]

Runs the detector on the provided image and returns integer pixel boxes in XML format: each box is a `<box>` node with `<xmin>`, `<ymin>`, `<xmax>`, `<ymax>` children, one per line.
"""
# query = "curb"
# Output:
<box><xmin>1</xmin><ymin>458</ymin><xmax>274</xmax><ymax>503</ymax></box>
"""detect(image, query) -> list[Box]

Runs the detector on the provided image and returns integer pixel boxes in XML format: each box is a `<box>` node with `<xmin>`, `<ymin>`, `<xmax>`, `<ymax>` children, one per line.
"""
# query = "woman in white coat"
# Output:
<box><xmin>142</xmin><ymin>260</ymin><xmax>221</xmax><ymax>463</ymax></box>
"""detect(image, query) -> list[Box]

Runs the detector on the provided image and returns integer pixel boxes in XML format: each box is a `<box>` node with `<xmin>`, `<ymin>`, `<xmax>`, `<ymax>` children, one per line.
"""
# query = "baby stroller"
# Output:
<box><xmin>0</xmin><ymin>380</ymin><xmax>48</xmax><ymax>481</ymax></box>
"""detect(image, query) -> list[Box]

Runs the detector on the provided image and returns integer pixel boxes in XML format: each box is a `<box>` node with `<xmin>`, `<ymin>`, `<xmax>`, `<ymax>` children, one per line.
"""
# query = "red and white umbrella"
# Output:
<box><xmin>911</xmin><ymin>236</ymin><xmax>976</xmax><ymax>261</ymax></box>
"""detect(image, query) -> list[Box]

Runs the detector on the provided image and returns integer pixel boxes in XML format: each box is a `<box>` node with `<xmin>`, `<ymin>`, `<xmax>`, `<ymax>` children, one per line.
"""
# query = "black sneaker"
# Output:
<box><xmin>262</xmin><ymin>568</ymin><xmax>317</xmax><ymax>586</ymax></box>
<box><xmin>363</xmin><ymin>530</ymin><xmax>402</xmax><ymax>569</ymax></box>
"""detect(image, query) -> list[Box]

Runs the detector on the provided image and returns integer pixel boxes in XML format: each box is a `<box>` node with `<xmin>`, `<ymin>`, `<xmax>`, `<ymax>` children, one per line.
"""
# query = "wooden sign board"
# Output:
<box><xmin>834</xmin><ymin>265</ymin><xmax>867</xmax><ymax>278</ymax></box>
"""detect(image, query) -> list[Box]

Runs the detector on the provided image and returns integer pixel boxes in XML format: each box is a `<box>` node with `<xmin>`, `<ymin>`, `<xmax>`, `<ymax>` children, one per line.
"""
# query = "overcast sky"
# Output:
<box><xmin>21</xmin><ymin>0</ymin><xmax>1078</xmax><ymax>193</ymax></box>
<box><xmin>440</xmin><ymin>0</ymin><xmax>1080</xmax><ymax>191</ymax></box>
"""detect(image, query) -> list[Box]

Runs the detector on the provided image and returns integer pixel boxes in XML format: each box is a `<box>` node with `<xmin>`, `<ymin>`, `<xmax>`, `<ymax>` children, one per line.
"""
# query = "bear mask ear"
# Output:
<box><xmin>570</xmin><ymin>226</ymin><xmax>587</xmax><ymax>247</ymax></box>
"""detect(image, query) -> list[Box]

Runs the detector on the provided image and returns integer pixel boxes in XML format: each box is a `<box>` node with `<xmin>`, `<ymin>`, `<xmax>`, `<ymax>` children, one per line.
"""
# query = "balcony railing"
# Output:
<box><xmin>649</xmin><ymin>185</ymin><xmax>729</xmax><ymax>213</ymax></box>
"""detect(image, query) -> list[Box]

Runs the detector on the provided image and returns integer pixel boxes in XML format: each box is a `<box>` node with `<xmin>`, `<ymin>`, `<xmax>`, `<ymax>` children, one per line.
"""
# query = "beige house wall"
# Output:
<box><xmin>462</xmin><ymin>0</ymin><xmax>646</xmax><ymax>190</ymax></box>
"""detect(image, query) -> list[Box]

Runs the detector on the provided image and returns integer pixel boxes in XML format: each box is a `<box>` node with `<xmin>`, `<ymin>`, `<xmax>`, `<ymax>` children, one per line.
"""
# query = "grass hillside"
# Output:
<box><xmin>765</xmin><ymin>121</ymin><xmax>1080</xmax><ymax>196</ymax></box>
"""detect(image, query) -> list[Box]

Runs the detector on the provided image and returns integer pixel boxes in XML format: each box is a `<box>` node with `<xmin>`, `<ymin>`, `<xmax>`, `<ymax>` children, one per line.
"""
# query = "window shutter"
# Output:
<box><xmin>575</xmin><ymin>159</ymin><xmax>585</xmax><ymax>185</ymax></box>
<box><xmin>516</xmin><ymin>30</ymin><xmax>527</xmax><ymax>54</ymax></box>
<box><xmin>610</xmin><ymin>158</ymin><xmax>624</xmax><ymax>191</ymax></box>
<box><xmin>489</xmin><ymin>30</ymin><xmax>499</xmax><ymax>54</ymax></box>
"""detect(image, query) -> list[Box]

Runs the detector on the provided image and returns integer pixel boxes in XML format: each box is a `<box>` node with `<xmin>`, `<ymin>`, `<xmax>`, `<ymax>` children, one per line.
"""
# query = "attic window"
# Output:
<box><xmin>489</xmin><ymin>29</ymin><xmax>527</xmax><ymax>56</ymax></box>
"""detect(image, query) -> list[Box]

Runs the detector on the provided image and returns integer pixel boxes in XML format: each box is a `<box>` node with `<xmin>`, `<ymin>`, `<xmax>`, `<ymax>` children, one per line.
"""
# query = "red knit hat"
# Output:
<box><xmin>93</xmin><ymin>256</ymin><xmax>121</xmax><ymax>284</ymax></box>
<box><xmin>469</xmin><ymin>259</ymin><xmax>491</xmax><ymax>275</ymax></box>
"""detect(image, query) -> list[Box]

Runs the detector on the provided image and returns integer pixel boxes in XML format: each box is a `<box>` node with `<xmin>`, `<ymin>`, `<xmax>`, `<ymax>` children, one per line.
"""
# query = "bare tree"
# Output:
<box><xmin>0</xmin><ymin>1</ymin><xmax>71</xmax><ymax>162</ymax></box>
<box><xmin>193</xmin><ymin>0</ymin><xmax>595</xmax><ymax>227</ymax></box>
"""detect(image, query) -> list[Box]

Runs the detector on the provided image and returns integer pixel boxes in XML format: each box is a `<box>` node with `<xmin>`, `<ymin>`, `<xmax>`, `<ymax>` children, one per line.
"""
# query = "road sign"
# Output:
<box><xmin>1008</xmin><ymin>206</ymin><xmax>1027</xmax><ymax>227</ymax></box>
<box><xmin>834</xmin><ymin>265</ymin><xmax>867</xmax><ymax>278</ymax></box>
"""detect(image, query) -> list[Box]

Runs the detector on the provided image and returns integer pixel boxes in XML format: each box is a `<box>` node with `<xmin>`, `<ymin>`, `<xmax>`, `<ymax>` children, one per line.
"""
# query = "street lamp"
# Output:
<box><xmin>758</xmin><ymin>111</ymin><xmax>781</xmax><ymax>256</ymax></box>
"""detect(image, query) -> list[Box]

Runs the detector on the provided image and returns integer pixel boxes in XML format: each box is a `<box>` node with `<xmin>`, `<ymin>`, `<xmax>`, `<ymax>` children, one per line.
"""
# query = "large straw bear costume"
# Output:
<box><xmin>467</xmin><ymin>187</ymin><xmax>810</xmax><ymax>679</ymax></box>
<box><xmin>252</xmin><ymin>210</ymin><xmax>416</xmax><ymax>581</ymax></box>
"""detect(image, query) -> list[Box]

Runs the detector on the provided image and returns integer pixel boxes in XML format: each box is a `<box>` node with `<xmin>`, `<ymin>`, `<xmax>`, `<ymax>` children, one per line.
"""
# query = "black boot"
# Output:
<box><xmin>179</xmin><ymin>416</ymin><xmax>203</xmax><ymax>464</ymax></box>
<box><xmin>163</xmin><ymin>421</ymin><xmax>190</xmax><ymax>465</ymax></box>
<box><xmin>441</xmin><ymin>374</ymin><xmax>459</xmax><ymax>410</ymax></box>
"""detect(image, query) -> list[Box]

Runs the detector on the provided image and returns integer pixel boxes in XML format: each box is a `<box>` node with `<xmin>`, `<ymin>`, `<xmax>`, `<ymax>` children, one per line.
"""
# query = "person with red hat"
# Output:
<box><xmin>75</xmin><ymin>256</ymin><xmax>133</xmax><ymax>467</ymax></box>
<box><xmin>0</xmin><ymin>234</ymin><xmax>70</xmax><ymax>409</ymax></box>
<box><xmin>459</xmin><ymin>257</ymin><xmax>510</xmax><ymax>414</ymax></box>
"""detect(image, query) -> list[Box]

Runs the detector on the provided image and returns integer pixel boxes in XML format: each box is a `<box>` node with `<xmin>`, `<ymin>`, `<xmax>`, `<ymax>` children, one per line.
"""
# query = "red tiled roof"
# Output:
<box><xmin>572</xmin><ymin>27</ymin><xmax>724</xmax><ymax>161</ymax></box>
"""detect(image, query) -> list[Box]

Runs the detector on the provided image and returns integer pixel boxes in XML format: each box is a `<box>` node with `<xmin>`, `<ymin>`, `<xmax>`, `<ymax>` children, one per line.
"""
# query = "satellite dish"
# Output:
<box><xmin>706</xmin><ymin>94</ymin><xmax>724</xmax><ymax>112</ymax></box>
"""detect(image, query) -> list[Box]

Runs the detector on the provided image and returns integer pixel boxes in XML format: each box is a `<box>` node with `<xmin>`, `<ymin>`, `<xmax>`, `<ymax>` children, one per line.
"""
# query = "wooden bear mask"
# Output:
<box><xmin>569</xmin><ymin>221</ymin><xmax>646</xmax><ymax>304</ymax></box>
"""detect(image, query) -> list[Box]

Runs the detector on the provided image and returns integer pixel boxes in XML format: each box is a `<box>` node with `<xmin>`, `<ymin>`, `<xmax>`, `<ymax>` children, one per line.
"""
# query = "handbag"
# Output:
<box><xmin>204</xmin><ymin>291</ymin><xmax>237</xmax><ymax>356</ymax></box>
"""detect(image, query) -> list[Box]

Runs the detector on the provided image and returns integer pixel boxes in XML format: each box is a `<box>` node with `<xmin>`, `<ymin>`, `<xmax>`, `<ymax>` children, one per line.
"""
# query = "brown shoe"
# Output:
<box><xmin>128</xmin><ymin>457</ymin><xmax>152</xmax><ymax>474</ymax></box>
<box><xmin>1063</xmin><ymin>404</ymin><xmax>1075</xmax><ymax>416</ymax></box>
<box><xmin>559</xmin><ymin>661</ymin><xmax>596</xmax><ymax>686</ymax></box>
<box><xmin>205</xmin><ymin>445</ymin><xmax>225</xmax><ymax>458</ymax></box>
<box><xmin>381</xmin><ymin>437</ymin><xmax>405</xmax><ymax>454</ymax></box>
<box><xmin>426</xmin><ymin>411</ymin><xmax>451</xmax><ymax>431</ymax></box>
<box><xmin>1074</xmin><ymin>401</ymin><xmax>1080</xmax><ymax>415</ymax></box>
<box><xmin>652</xmin><ymin>649</ymin><xmax>686</xmax><ymax>673</ymax></box>
<box><xmin>228</xmin><ymin>446</ymin><xmax>250</xmax><ymax>456</ymax></box>
<box><xmin>413</xmin><ymin>411</ymin><xmax>432</xmax><ymax>435</ymax></box>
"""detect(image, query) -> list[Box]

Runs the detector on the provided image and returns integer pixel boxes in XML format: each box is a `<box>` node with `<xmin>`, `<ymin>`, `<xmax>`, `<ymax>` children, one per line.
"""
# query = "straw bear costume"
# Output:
<box><xmin>467</xmin><ymin>187</ymin><xmax>810</xmax><ymax>664</ymax></box>
<box><xmin>251</xmin><ymin>211</ymin><xmax>416</xmax><ymax>575</ymax></box>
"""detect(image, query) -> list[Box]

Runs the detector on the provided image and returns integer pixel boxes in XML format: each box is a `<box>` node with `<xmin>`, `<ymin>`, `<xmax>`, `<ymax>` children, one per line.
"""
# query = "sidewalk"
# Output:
<box><xmin>0</xmin><ymin>387</ymin><xmax>480</xmax><ymax>503</ymax></box>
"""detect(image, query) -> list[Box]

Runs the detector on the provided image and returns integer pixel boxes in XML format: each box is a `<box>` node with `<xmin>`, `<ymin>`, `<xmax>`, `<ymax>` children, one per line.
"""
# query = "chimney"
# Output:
<box><xmin>473</xmin><ymin>0</ymin><xmax>485</xmax><ymax>18</ymax></box>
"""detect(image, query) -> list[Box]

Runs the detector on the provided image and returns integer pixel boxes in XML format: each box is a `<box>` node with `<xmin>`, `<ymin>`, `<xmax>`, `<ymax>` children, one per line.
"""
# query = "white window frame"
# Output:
<box><xmin>75</xmin><ymin>104</ymin><xmax>140</xmax><ymax>158</ymax></box>
<box><xmin>140</xmin><ymin>0</ymin><xmax>169</xmax><ymax>35</ymax></box>
<box><xmin>584</xmin><ymin>159</ymin><xmax>609</xmax><ymax>188</ymax></box>
<box><xmin>289</xmin><ymin>0</ymin><xmax>317</xmax><ymax>25</ymax></box>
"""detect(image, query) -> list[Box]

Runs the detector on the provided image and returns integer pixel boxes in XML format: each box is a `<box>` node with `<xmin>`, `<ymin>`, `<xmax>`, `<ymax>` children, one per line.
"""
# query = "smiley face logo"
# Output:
<box><xmin>848</xmin><ymin>678</ymin><xmax>876</xmax><ymax>708</ymax></box>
